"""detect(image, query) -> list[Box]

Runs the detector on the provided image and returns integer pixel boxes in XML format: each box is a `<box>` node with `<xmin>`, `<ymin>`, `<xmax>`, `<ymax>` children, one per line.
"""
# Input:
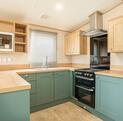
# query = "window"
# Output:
<box><xmin>29</xmin><ymin>30</ymin><xmax>57</xmax><ymax>68</ymax></box>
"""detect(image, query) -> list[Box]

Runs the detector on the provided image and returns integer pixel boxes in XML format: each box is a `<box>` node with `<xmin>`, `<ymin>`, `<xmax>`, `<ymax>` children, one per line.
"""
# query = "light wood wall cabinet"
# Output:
<box><xmin>108</xmin><ymin>16</ymin><xmax>123</xmax><ymax>52</ymax></box>
<box><xmin>64</xmin><ymin>31</ymin><xmax>87</xmax><ymax>55</ymax></box>
<box><xmin>0</xmin><ymin>20</ymin><xmax>28</xmax><ymax>53</ymax></box>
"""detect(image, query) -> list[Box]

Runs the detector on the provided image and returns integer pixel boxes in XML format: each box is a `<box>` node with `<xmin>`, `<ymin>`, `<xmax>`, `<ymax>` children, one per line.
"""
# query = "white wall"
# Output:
<box><xmin>1</xmin><ymin>3</ymin><xmax>123</xmax><ymax>66</ymax></box>
<box><xmin>72</xmin><ymin>3</ymin><xmax>123</xmax><ymax>66</ymax></box>
<box><xmin>0</xmin><ymin>26</ymin><xmax>72</xmax><ymax>65</ymax></box>
<box><xmin>0</xmin><ymin>53</ymin><xmax>28</xmax><ymax>65</ymax></box>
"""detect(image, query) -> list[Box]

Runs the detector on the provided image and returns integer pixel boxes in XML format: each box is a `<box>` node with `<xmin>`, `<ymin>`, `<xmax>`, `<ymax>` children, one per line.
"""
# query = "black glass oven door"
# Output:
<box><xmin>75</xmin><ymin>85</ymin><xmax>95</xmax><ymax>108</ymax></box>
<box><xmin>75</xmin><ymin>76</ymin><xmax>94</xmax><ymax>88</ymax></box>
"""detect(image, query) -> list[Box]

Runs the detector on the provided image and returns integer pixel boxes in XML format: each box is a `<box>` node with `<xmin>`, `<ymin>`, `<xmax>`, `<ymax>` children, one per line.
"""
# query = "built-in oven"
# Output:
<box><xmin>75</xmin><ymin>70</ymin><xmax>95</xmax><ymax>108</ymax></box>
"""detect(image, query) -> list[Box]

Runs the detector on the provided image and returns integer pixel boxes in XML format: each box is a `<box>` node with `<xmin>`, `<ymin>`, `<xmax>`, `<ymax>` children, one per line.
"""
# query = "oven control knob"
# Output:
<box><xmin>90</xmin><ymin>74</ymin><xmax>93</xmax><ymax>77</ymax></box>
<box><xmin>84</xmin><ymin>73</ymin><xmax>87</xmax><ymax>76</ymax></box>
<box><xmin>87</xmin><ymin>73</ymin><xmax>89</xmax><ymax>76</ymax></box>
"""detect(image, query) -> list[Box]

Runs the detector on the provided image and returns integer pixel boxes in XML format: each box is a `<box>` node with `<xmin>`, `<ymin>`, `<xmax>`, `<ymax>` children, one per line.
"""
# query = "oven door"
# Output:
<box><xmin>75</xmin><ymin>85</ymin><xmax>95</xmax><ymax>108</ymax></box>
<box><xmin>75</xmin><ymin>75</ymin><xmax>95</xmax><ymax>88</ymax></box>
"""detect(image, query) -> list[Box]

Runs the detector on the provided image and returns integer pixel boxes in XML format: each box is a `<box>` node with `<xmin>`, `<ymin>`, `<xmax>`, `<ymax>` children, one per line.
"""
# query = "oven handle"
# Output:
<box><xmin>75</xmin><ymin>85</ymin><xmax>94</xmax><ymax>92</ymax></box>
<box><xmin>75</xmin><ymin>76</ymin><xmax>94</xmax><ymax>81</ymax></box>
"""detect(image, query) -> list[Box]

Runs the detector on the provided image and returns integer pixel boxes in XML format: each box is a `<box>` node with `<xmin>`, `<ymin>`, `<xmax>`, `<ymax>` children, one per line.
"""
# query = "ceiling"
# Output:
<box><xmin>0</xmin><ymin>0</ymin><xmax>122</xmax><ymax>31</ymax></box>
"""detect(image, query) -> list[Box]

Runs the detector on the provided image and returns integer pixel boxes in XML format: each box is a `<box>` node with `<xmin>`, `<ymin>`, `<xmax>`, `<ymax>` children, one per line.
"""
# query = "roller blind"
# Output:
<box><xmin>29</xmin><ymin>30</ymin><xmax>57</xmax><ymax>68</ymax></box>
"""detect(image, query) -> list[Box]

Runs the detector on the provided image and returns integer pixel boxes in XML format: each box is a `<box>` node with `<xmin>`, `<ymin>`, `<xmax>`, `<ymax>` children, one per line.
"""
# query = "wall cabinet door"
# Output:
<box><xmin>64</xmin><ymin>33</ymin><xmax>73</xmax><ymax>55</ymax></box>
<box><xmin>96</xmin><ymin>75</ymin><xmax>123</xmax><ymax>121</ymax></box>
<box><xmin>37</xmin><ymin>72</ymin><xmax>54</xmax><ymax>105</ymax></box>
<box><xmin>64</xmin><ymin>31</ymin><xmax>87</xmax><ymax>55</ymax></box>
<box><xmin>108</xmin><ymin>16</ymin><xmax>123</xmax><ymax>52</ymax></box>
<box><xmin>54</xmin><ymin>71</ymin><xmax>70</xmax><ymax>100</ymax></box>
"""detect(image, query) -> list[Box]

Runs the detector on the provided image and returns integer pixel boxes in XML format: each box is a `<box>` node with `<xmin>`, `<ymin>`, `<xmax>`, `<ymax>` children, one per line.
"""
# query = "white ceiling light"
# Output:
<box><xmin>55</xmin><ymin>3</ymin><xmax>63</xmax><ymax>11</ymax></box>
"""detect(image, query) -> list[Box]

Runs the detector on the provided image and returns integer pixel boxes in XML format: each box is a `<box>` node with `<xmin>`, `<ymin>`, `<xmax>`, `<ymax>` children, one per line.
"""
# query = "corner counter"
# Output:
<box><xmin>0</xmin><ymin>67</ymin><xmax>77</xmax><ymax>94</ymax></box>
<box><xmin>96</xmin><ymin>70</ymin><xmax>123</xmax><ymax>78</ymax></box>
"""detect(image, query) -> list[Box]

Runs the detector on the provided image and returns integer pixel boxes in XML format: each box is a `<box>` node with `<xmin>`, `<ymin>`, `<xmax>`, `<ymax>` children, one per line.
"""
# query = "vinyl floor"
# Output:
<box><xmin>30</xmin><ymin>102</ymin><xmax>103</xmax><ymax>121</ymax></box>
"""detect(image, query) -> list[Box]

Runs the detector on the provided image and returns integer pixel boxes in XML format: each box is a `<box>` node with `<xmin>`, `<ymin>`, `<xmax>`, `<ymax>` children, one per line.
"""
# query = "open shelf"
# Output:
<box><xmin>15</xmin><ymin>44</ymin><xmax>26</xmax><ymax>53</ymax></box>
<box><xmin>15</xmin><ymin>32</ymin><xmax>27</xmax><ymax>36</ymax></box>
<box><xmin>15</xmin><ymin>35</ymin><xmax>26</xmax><ymax>43</ymax></box>
<box><xmin>14</xmin><ymin>23</ymin><xmax>27</xmax><ymax>53</ymax></box>
<box><xmin>15</xmin><ymin>23</ymin><xmax>27</xmax><ymax>33</ymax></box>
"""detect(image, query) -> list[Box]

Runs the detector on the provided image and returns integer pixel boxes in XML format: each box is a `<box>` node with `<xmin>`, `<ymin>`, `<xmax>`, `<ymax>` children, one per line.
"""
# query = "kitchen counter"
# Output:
<box><xmin>16</xmin><ymin>67</ymin><xmax>76</xmax><ymax>74</ymax></box>
<box><xmin>96</xmin><ymin>70</ymin><xmax>123</xmax><ymax>78</ymax></box>
<box><xmin>0</xmin><ymin>67</ymin><xmax>77</xmax><ymax>94</ymax></box>
<box><xmin>1</xmin><ymin>67</ymin><xmax>123</xmax><ymax>94</ymax></box>
<box><xmin>0</xmin><ymin>71</ymin><xmax>31</xmax><ymax>94</ymax></box>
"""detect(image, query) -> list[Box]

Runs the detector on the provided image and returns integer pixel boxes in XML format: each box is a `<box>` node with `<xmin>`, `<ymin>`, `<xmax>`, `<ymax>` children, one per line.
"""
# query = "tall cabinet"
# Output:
<box><xmin>108</xmin><ymin>16</ymin><xmax>123</xmax><ymax>52</ymax></box>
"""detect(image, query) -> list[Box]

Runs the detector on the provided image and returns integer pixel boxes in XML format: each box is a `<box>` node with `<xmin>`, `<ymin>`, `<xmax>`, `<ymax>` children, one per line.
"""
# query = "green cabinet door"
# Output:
<box><xmin>19</xmin><ymin>73</ymin><xmax>37</xmax><ymax>107</ymax></box>
<box><xmin>70</xmin><ymin>71</ymin><xmax>74</xmax><ymax>98</ymax></box>
<box><xmin>54</xmin><ymin>71</ymin><xmax>70</xmax><ymax>100</ymax></box>
<box><xmin>37</xmin><ymin>72</ymin><xmax>54</xmax><ymax>105</ymax></box>
<box><xmin>0</xmin><ymin>90</ymin><xmax>30</xmax><ymax>121</ymax></box>
<box><xmin>96</xmin><ymin>75</ymin><xmax>123</xmax><ymax>121</ymax></box>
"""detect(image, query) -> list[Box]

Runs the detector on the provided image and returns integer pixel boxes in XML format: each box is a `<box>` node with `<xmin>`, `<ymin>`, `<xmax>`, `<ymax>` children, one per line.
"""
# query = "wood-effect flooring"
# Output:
<box><xmin>30</xmin><ymin>102</ymin><xmax>102</xmax><ymax>121</ymax></box>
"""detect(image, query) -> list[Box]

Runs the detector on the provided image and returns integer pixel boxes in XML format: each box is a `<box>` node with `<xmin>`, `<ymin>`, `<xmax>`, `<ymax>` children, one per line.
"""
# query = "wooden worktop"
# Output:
<box><xmin>0</xmin><ymin>67</ymin><xmax>77</xmax><ymax>94</ymax></box>
<box><xmin>0</xmin><ymin>71</ymin><xmax>31</xmax><ymax>94</ymax></box>
<box><xmin>2</xmin><ymin>67</ymin><xmax>123</xmax><ymax>94</ymax></box>
<box><xmin>96</xmin><ymin>70</ymin><xmax>123</xmax><ymax>78</ymax></box>
<box><xmin>16</xmin><ymin>67</ymin><xmax>76</xmax><ymax>74</ymax></box>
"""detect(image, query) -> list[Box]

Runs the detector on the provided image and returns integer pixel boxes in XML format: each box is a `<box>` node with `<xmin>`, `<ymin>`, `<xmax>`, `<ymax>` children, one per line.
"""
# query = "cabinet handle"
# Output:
<box><xmin>25</xmin><ymin>74</ymin><xmax>29</xmax><ymax>77</ymax></box>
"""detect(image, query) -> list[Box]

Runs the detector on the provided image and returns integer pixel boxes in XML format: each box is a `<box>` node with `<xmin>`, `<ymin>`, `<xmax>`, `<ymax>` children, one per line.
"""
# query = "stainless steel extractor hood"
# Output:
<box><xmin>82</xmin><ymin>11</ymin><xmax>107</xmax><ymax>37</ymax></box>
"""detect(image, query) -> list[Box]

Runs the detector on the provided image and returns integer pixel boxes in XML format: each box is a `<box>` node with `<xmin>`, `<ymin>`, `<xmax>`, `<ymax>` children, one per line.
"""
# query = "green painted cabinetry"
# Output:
<box><xmin>54</xmin><ymin>71</ymin><xmax>70</xmax><ymax>100</ymax></box>
<box><xmin>0</xmin><ymin>90</ymin><xmax>30</xmax><ymax>121</ymax></box>
<box><xmin>20</xmin><ymin>73</ymin><xmax>37</xmax><ymax>107</ymax></box>
<box><xmin>20</xmin><ymin>70</ymin><xmax>73</xmax><ymax>111</ymax></box>
<box><xmin>96</xmin><ymin>75</ymin><xmax>123</xmax><ymax>121</ymax></box>
<box><xmin>37</xmin><ymin>72</ymin><xmax>54</xmax><ymax>105</ymax></box>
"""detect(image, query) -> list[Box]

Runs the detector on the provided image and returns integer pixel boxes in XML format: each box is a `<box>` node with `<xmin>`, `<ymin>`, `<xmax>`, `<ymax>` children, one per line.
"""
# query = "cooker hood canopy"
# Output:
<box><xmin>82</xmin><ymin>11</ymin><xmax>107</xmax><ymax>37</ymax></box>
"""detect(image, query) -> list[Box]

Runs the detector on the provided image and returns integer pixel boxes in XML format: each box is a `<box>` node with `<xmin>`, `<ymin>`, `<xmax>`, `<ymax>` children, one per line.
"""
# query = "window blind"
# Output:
<box><xmin>29</xmin><ymin>30</ymin><xmax>57</xmax><ymax>68</ymax></box>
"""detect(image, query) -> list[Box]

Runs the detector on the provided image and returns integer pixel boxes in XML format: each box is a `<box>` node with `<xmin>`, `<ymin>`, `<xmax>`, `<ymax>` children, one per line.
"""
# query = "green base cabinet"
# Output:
<box><xmin>37</xmin><ymin>72</ymin><xmax>54</xmax><ymax>105</ymax></box>
<box><xmin>96</xmin><ymin>75</ymin><xmax>123</xmax><ymax>121</ymax></box>
<box><xmin>0</xmin><ymin>90</ymin><xmax>30</xmax><ymax>121</ymax></box>
<box><xmin>20</xmin><ymin>73</ymin><xmax>37</xmax><ymax>107</ymax></box>
<box><xmin>20</xmin><ymin>70</ymin><xmax>73</xmax><ymax>112</ymax></box>
<box><xmin>54</xmin><ymin>71</ymin><xmax>70</xmax><ymax>101</ymax></box>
